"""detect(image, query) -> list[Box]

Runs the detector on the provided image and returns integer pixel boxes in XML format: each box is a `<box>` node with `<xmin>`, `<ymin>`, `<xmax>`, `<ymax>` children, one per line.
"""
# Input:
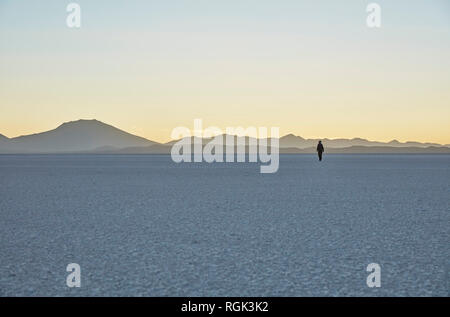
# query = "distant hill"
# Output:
<box><xmin>0</xmin><ymin>119</ymin><xmax>156</xmax><ymax>153</ymax></box>
<box><xmin>0</xmin><ymin>119</ymin><xmax>449</xmax><ymax>154</ymax></box>
<box><xmin>85</xmin><ymin>145</ymin><xmax>450</xmax><ymax>155</ymax></box>
<box><xmin>278</xmin><ymin>134</ymin><xmax>442</xmax><ymax>149</ymax></box>
<box><xmin>0</xmin><ymin>133</ymin><xmax>9</xmax><ymax>143</ymax></box>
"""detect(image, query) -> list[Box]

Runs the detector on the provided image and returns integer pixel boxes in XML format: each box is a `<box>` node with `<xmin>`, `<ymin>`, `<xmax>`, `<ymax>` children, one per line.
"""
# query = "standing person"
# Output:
<box><xmin>317</xmin><ymin>140</ymin><xmax>324</xmax><ymax>161</ymax></box>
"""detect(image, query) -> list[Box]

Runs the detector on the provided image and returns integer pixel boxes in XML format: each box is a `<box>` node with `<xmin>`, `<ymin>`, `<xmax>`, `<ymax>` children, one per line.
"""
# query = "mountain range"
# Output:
<box><xmin>0</xmin><ymin>119</ymin><xmax>449</xmax><ymax>154</ymax></box>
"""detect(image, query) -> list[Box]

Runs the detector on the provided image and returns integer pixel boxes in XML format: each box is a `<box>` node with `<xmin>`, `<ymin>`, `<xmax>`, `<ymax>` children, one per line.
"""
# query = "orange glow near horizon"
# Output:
<box><xmin>1</xmin><ymin>1</ymin><xmax>449</xmax><ymax>145</ymax></box>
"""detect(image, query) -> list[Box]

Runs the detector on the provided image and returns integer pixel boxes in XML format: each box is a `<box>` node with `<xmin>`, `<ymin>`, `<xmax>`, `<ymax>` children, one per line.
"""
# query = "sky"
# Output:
<box><xmin>1</xmin><ymin>0</ymin><xmax>449</xmax><ymax>144</ymax></box>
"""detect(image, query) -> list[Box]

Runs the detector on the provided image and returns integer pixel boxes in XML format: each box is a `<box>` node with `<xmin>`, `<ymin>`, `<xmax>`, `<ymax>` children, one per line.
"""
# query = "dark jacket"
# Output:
<box><xmin>317</xmin><ymin>143</ymin><xmax>324</xmax><ymax>153</ymax></box>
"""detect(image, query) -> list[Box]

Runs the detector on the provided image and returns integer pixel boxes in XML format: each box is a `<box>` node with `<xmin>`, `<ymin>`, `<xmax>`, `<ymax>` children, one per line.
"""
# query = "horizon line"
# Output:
<box><xmin>1</xmin><ymin>118</ymin><xmax>448</xmax><ymax>146</ymax></box>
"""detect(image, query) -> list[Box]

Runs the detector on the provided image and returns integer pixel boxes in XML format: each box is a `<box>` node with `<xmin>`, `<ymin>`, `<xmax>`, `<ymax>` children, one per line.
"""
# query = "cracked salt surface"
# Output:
<box><xmin>0</xmin><ymin>154</ymin><xmax>448</xmax><ymax>296</ymax></box>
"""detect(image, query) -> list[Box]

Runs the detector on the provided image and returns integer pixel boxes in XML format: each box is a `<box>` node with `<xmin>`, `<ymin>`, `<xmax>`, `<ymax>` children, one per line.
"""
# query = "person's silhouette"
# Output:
<box><xmin>316</xmin><ymin>140</ymin><xmax>324</xmax><ymax>161</ymax></box>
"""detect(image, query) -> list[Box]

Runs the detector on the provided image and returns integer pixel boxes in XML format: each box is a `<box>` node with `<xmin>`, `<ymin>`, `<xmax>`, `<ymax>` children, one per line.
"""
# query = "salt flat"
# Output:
<box><xmin>0</xmin><ymin>154</ymin><xmax>448</xmax><ymax>296</ymax></box>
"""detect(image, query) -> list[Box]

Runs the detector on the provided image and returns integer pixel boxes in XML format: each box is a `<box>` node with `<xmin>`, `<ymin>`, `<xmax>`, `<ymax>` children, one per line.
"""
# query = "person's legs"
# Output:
<box><xmin>318</xmin><ymin>152</ymin><xmax>322</xmax><ymax>161</ymax></box>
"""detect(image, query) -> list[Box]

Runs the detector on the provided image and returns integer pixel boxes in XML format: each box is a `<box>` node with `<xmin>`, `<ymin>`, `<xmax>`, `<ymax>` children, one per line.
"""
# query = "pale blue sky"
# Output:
<box><xmin>1</xmin><ymin>0</ymin><xmax>449</xmax><ymax>143</ymax></box>
<box><xmin>1</xmin><ymin>0</ymin><xmax>449</xmax><ymax>31</ymax></box>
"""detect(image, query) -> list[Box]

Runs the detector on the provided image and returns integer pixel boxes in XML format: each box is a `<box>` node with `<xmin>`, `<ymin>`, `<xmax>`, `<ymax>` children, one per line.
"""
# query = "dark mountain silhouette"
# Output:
<box><xmin>165</xmin><ymin>134</ymin><xmax>447</xmax><ymax>150</ymax></box>
<box><xmin>0</xmin><ymin>119</ymin><xmax>156</xmax><ymax>153</ymax></box>
<box><xmin>0</xmin><ymin>119</ymin><xmax>448</xmax><ymax>154</ymax></box>
<box><xmin>278</xmin><ymin>135</ymin><xmax>442</xmax><ymax>149</ymax></box>
<box><xmin>0</xmin><ymin>133</ymin><xmax>8</xmax><ymax>140</ymax></box>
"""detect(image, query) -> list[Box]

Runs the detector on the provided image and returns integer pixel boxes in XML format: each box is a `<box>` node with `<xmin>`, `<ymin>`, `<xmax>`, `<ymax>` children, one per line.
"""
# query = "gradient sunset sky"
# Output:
<box><xmin>1</xmin><ymin>0</ymin><xmax>449</xmax><ymax>143</ymax></box>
